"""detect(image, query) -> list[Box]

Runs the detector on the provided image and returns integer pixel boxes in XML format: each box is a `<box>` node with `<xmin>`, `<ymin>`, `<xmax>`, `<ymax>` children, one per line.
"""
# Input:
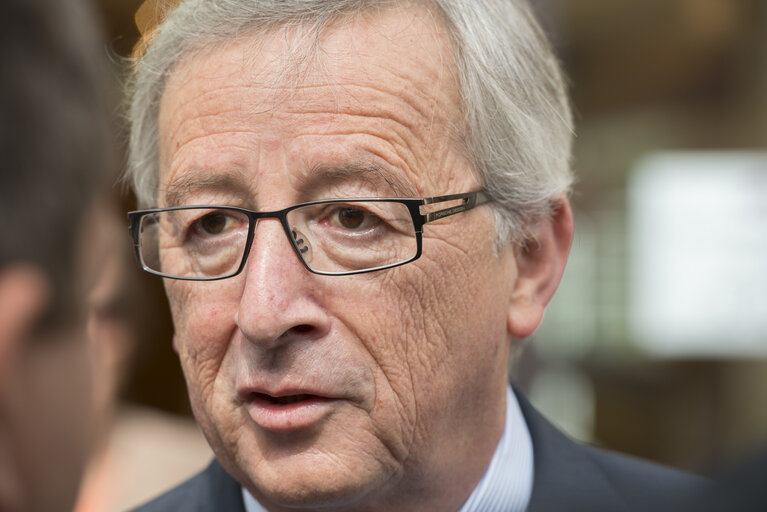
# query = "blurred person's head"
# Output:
<box><xmin>127</xmin><ymin>0</ymin><xmax>573</xmax><ymax>510</ymax></box>
<box><xmin>0</xmin><ymin>0</ymin><xmax>110</xmax><ymax>510</ymax></box>
<box><xmin>86</xmin><ymin>205</ymin><xmax>140</xmax><ymax>433</ymax></box>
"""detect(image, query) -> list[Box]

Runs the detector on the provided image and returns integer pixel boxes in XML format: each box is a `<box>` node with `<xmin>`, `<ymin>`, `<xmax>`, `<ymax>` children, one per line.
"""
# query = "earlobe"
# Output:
<box><xmin>0</xmin><ymin>264</ymin><xmax>50</xmax><ymax>378</ymax></box>
<box><xmin>506</xmin><ymin>197</ymin><xmax>574</xmax><ymax>339</ymax></box>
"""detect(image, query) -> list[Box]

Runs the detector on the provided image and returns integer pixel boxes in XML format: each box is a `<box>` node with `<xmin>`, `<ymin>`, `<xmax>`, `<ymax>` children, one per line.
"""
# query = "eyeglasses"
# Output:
<box><xmin>128</xmin><ymin>190</ymin><xmax>489</xmax><ymax>280</ymax></box>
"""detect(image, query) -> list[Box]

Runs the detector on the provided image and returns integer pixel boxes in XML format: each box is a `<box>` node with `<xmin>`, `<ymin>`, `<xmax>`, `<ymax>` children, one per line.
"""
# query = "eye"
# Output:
<box><xmin>200</xmin><ymin>213</ymin><xmax>228</xmax><ymax>234</ymax></box>
<box><xmin>330</xmin><ymin>206</ymin><xmax>380</xmax><ymax>231</ymax></box>
<box><xmin>189</xmin><ymin>211</ymin><xmax>241</xmax><ymax>237</ymax></box>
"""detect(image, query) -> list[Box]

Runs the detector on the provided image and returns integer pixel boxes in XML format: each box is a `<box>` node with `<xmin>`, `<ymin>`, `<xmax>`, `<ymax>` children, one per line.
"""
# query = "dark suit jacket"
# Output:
<box><xmin>133</xmin><ymin>390</ymin><xmax>706</xmax><ymax>511</ymax></box>
<box><xmin>687</xmin><ymin>451</ymin><xmax>767</xmax><ymax>512</ymax></box>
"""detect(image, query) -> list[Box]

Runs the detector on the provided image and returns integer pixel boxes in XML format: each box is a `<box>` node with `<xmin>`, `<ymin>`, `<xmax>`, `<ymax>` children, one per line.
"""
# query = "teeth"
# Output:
<box><xmin>273</xmin><ymin>394</ymin><xmax>309</xmax><ymax>405</ymax></box>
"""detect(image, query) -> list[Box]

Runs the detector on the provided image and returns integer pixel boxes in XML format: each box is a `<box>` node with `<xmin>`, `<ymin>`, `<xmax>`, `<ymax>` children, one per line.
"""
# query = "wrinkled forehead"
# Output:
<box><xmin>157</xmin><ymin>4</ymin><xmax>467</xmax><ymax>197</ymax></box>
<box><xmin>164</xmin><ymin>3</ymin><xmax>460</xmax><ymax>103</ymax></box>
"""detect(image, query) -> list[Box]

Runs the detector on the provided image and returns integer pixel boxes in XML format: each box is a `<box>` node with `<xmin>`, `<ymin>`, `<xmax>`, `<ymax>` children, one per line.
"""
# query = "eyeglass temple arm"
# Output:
<box><xmin>420</xmin><ymin>191</ymin><xmax>490</xmax><ymax>223</ymax></box>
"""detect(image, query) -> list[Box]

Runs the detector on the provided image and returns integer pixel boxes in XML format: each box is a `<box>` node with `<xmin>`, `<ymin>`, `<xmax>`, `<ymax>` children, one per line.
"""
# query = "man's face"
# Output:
<box><xmin>159</xmin><ymin>7</ymin><xmax>519</xmax><ymax>510</ymax></box>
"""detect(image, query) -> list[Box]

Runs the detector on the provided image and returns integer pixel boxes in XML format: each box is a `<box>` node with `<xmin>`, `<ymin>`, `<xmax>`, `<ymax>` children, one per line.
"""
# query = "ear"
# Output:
<box><xmin>0</xmin><ymin>265</ymin><xmax>50</xmax><ymax>378</ymax></box>
<box><xmin>507</xmin><ymin>197</ymin><xmax>574</xmax><ymax>339</ymax></box>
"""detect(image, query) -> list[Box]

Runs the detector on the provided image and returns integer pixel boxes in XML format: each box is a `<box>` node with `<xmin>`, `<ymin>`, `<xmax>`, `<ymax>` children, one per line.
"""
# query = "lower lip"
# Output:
<box><xmin>245</xmin><ymin>395</ymin><xmax>336</xmax><ymax>431</ymax></box>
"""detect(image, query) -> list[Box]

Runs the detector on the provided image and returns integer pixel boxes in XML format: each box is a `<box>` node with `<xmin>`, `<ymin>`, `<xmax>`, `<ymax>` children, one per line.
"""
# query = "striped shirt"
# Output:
<box><xmin>243</xmin><ymin>386</ymin><xmax>533</xmax><ymax>512</ymax></box>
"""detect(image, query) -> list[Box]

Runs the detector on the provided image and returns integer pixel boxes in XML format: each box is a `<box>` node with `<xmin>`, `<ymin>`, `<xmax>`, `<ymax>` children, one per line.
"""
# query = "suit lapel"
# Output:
<box><xmin>200</xmin><ymin>459</ymin><xmax>247</xmax><ymax>511</ymax></box>
<box><xmin>514</xmin><ymin>389</ymin><xmax>630</xmax><ymax>512</ymax></box>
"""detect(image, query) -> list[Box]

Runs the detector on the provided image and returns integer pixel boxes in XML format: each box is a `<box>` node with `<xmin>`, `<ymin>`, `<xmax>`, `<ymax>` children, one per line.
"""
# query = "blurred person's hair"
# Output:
<box><xmin>127</xmin><ymin>0</ymin><xmax>572</xmax><ymax>245</ymax></box>
<box><xmin>0</xmin><ymin>0</ymin><xmax>110</xmax><ymax>329</ymax></box>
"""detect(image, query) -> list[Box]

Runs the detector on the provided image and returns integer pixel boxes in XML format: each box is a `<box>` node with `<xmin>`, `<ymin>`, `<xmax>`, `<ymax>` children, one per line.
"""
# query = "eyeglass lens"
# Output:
<box><xmin>137</xmin><ymin>201</ymin><xmax>418</xmax><ymax>278</ymax></box>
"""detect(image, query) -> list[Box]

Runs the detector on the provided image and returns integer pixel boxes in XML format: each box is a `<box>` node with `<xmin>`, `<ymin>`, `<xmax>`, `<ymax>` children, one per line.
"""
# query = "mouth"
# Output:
<box><xmin>243</xmin><ymin>390</ymin><xmax>337</xmax><ymax>431</ymax></box>
<box><xmin>251</xmin><ymin>392</ymin><xmax>321</xmax><ymax>406</ymax></box>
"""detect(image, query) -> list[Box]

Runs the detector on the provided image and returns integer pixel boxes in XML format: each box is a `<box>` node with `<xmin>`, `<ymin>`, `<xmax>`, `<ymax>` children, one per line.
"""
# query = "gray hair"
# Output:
<box><xmin>127</xmin><ymin>0</ymin><xmax>573</xmax><ymax>244</ymax></box>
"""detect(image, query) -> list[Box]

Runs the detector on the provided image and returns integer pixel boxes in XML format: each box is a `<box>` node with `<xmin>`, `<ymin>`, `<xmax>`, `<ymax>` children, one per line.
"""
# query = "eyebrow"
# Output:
<box><xmin>163</xmin><ymin>170</ymin><xmax>250</xmax><ymax>207</ymax></box>
<box><xmin>300</xmin><ymin>163</ymin><xmax>419</xmax><ymax>200</ymax></box>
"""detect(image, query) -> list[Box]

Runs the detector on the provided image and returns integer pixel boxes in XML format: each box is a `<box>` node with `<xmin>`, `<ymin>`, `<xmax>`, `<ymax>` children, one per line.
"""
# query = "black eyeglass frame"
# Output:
<box><xmin>128</xmin><ymin>190</ymin><xmax>489</xmax><ymax>280</ymax></box>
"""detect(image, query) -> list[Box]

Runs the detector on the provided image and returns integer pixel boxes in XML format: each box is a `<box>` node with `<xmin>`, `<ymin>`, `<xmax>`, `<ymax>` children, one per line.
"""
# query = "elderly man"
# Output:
<box><xmin>128</xmin><ymin>1</ymin><xmax>703</xmax><ymax>510</ymax></box>
<box><xmin>0</xmin><ymin>0</ymin><xmax>109</xmax><ymax>511</ymax></box>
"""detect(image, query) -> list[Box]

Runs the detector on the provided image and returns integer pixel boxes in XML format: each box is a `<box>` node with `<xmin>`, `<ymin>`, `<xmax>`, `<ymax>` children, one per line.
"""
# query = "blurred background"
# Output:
<box><xmin>86</xmin><ymin>0</ymin><xmax>767</xmax><ymax>508</ymax></box>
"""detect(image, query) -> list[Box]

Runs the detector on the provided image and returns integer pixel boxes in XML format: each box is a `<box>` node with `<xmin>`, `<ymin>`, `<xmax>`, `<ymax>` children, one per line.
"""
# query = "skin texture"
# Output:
<box><xmin>158</xmin><ymin>5</ymin><xmax>573</xmax><ymax>512</ymax></box>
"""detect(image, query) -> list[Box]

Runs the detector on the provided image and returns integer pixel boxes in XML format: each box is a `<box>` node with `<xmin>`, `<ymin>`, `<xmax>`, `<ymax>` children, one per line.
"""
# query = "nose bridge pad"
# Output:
<box><xmin>291</xmin><ymin>228</ymin><xmax>313</xmax><ymax>264</ymax></box>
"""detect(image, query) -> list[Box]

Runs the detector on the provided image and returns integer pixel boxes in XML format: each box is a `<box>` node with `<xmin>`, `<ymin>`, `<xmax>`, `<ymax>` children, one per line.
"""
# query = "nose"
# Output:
<box><xmin>234</xmin><ymin>218</ymin><xmax>330</xmax><ymax>349</ymax></box>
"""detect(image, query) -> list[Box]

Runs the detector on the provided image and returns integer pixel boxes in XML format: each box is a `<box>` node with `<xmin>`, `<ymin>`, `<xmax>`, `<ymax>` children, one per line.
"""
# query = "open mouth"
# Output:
<box><xmin>243</xmin><ymin>390</ymin><xmax>338</xmax><ymax>430</ymax></box>
<box><xmin>251</xmin><ymin>392</ymin><xmax>318</xmax><ymax>406</ymax></box>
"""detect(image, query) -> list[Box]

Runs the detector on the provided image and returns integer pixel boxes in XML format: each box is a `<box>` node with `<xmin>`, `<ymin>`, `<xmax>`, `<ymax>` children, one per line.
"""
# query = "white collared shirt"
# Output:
<box><xmin>243</xmin><ymin>386</ymin><xmax>534</xmax><ymax>512</ymax></box>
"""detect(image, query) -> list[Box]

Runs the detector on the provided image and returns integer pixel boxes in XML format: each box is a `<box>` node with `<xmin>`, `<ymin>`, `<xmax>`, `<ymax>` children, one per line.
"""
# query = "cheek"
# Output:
<box><xmin>342</xmin><ymin>232</ymin><xmax>509</xmax><ymax>428</ymax></box>
<box><xmin>316</xmin><ymin>277</ymin><xmax>425</xmax><ymax>450</ymax></box>
<box><xmin>166</xmin><ymin>282</ymin><xmax>239</xmax><ymax>405</ymax></box>
<box><xmin>321</xmin><ymin>266</ymin><xmax>458</xmax><ymax>431</ymax></box>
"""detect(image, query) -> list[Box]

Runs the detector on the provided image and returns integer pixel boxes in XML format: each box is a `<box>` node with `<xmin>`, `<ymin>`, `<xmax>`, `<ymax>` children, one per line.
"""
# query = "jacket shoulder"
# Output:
<box><xmin>514</xmin><ymin>387</ymin><xmax>708</xmax><ymax>512</ymax></box>
<box><xmin>132</xmin><ymin>459</ymin><xmax>245</xmax><ymax>512</ymax></box>
<box><xmin>584</xmin><ymin>443</ymin><xmax>708</xmax><ymax>509</ymax></box>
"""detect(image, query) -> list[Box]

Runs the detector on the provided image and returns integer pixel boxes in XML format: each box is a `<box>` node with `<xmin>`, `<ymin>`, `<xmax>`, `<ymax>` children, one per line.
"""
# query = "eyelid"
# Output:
<box><xmin>175</xmin><ymin>208</ymin><xmax>240</xmax><ymax>238</ymax></box>
<box><xmin>320</xmin><ymin>202</ymin><xmax>382</xmax><ymax>218</ymax></box>
<box><xmin>317</xmin><ymin>205</ymin><xmax>385</xmax><ymax>235</ymax></box>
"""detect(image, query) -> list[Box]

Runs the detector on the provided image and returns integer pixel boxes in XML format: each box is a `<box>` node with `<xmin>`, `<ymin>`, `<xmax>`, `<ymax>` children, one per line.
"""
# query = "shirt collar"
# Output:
<box><xmin>243</xmin><ymin>386</ymin><xmax>534</xmax><ymax>512</ymax></box>
<box><xmin>457</xmin><ymin>386</ymin><xmax>534</xmax><ymax>512</ymax></box>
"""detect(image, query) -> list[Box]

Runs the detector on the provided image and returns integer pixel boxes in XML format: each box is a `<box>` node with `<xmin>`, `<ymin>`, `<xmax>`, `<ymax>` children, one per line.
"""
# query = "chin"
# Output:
<box><xmin>240</xmin><ymin>450</ymin><xmax>396</xmax><ymax>511</ymax></box>
<box><xmin>253</xmin><ymin>481</ymin><xmax>379</xmax><ymax>511</ymax></box>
